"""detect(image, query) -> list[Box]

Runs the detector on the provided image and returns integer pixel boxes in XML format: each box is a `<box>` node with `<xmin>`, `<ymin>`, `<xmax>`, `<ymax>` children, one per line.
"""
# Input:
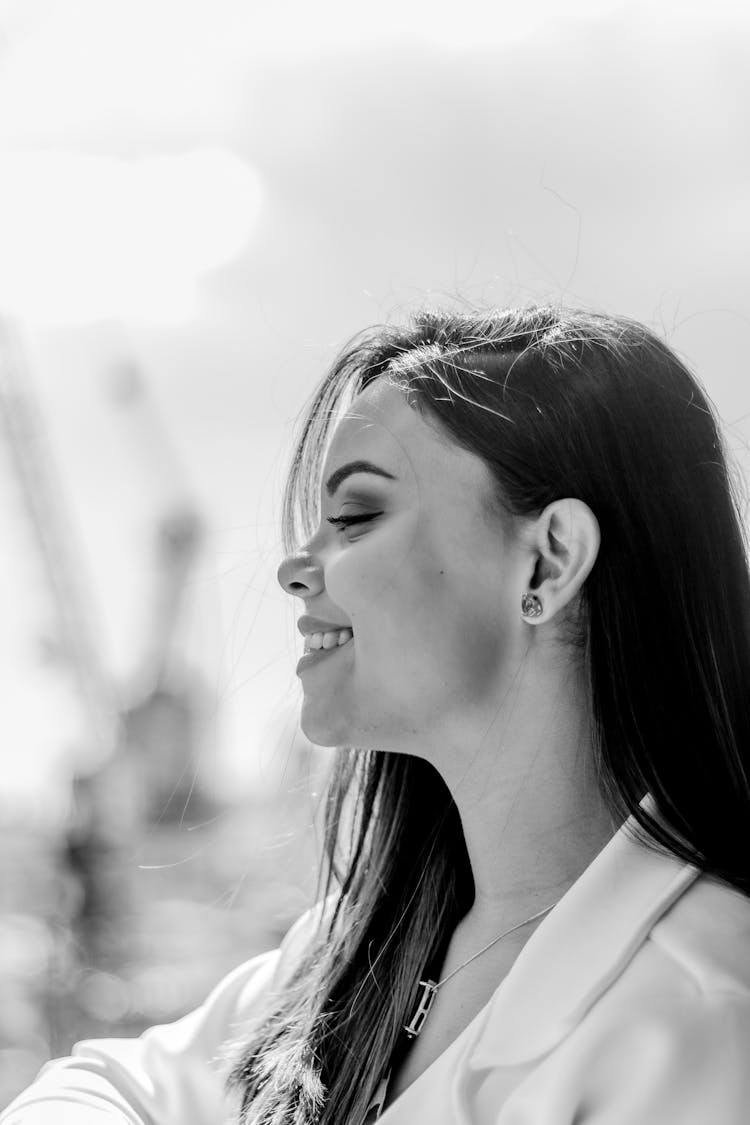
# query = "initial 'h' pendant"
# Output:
<box><xmin>403</xmin><ymin>979</ymin><xmax>438</xmax><ymax>1039</ymax></box>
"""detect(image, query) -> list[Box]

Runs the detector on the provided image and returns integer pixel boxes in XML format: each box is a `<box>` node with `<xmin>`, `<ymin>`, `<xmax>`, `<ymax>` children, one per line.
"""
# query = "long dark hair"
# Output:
<box><xmin>226</xmin><ymin>306</ymin><xmax>750</xmax><ymax>1124</ymax></box>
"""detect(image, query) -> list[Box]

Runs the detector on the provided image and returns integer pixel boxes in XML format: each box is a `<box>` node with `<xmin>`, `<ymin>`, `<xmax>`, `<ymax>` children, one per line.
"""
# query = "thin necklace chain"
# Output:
<box><xmin>400</xmin><ymin>900</ymin><xmax>560</xmax><ymax>1041</ymax></box>
<box><xmin>365</xmin><ymin>902</ymin><xmax>560</xmax><ymax>1119</ymax></box>
<box><xmin>434</xmin><ymin>900</ymin><xmax>557</xmax><ymax>989</ymax></box>
<box><xmin>366</xmin><ymin>899</ymin><xmax>562</xmax><ymax>1118</ymax></box>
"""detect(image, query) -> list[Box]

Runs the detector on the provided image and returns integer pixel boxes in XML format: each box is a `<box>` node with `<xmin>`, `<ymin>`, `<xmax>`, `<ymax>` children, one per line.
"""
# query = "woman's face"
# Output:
<box><xmin>277</xmin><ymin>380</ymin><xmax>532</xmax><ymax>760</ymax></box>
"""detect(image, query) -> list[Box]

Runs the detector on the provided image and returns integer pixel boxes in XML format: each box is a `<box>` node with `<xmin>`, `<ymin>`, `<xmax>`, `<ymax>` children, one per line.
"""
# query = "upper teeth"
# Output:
<box><xmin>304</xmin><ymin>628</ymin><xmax>353</xmax><ymax>652</ymax></box>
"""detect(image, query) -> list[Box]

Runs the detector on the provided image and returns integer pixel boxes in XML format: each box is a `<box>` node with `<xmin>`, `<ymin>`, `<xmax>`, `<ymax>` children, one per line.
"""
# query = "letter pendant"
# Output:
<box><xmin>403</xmin><ymin>979</ymin><xmax>438</xmax><ymax>1039</ymax></box>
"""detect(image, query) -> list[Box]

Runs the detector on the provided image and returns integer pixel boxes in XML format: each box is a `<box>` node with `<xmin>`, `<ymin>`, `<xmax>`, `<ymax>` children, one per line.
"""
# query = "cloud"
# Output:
<box><xmin>0</xmin><ymin>149</ymin><xmax>262</xmax><ymax>322</ymax></box>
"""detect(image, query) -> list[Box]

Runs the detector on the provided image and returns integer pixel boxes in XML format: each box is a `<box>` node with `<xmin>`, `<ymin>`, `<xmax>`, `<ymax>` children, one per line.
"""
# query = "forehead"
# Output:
<box><xmin>323</xmin><ymin>380</ymin><xmax>495</xmax><ymax>505</ymax></box>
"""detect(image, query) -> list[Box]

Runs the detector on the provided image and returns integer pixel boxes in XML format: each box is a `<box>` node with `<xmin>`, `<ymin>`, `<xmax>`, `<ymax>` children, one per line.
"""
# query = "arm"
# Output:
<box><xmin>0</xmin><ymin>950</ymin><xmax>280</xmax><ymax>1125</ymax></box>
<box><xmin>0</xmin><ymin>901</ymin><xmax>330</xmax><ymax>1125</ymax></box>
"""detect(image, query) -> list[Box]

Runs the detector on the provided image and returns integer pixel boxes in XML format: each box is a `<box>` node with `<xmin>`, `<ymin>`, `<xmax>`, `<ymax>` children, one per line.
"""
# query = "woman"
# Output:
<box><xmin>3</xmin><ymin>305</ymin><xmax>750</xmax><ymax>1124</ymax></box>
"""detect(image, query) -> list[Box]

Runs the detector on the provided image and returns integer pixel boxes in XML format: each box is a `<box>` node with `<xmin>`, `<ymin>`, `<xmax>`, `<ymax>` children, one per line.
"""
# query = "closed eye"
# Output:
<box><xmin>326</xmin><ymin>511</ymin><xmax>382</xmax><ymax>531</ymax></box>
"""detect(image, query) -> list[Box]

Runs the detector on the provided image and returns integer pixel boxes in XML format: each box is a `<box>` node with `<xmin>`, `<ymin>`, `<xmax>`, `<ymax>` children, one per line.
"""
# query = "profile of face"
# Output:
<box><xmin>277</xmin><ymin>381</ymin><xmax>536</xmax><ymax>762</ymax></box>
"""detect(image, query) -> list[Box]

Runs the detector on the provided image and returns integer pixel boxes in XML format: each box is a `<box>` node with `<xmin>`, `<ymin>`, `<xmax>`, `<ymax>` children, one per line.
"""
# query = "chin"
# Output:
<box><xmin>300</xmin><ymin>704</ymin><xmax>418</xmax><ymax>758</ymax></box>
<box><xmin>299</xmin><ymin>701</ymin><xmax>392</xmax><ymax>753</ymax></box>
<box><xmin>299</xmin><ymin>702</ymin><xmax>352</xmax><ymax>748</ymax></box>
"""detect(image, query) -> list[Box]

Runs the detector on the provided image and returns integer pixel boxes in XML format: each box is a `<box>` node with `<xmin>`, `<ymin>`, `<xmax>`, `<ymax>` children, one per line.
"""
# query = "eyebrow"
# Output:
<box><xmin>324</xmin><ymin>459</ymin><xmax>397</xmax><ymax>497</ymax></box>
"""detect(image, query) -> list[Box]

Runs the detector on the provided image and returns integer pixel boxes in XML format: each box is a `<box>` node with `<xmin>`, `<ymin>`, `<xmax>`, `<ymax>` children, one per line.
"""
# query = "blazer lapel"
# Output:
<box><xmin>466</xmin><ymin>800</ymin><xmax>700</xmax><ymax>1071</ymax></box>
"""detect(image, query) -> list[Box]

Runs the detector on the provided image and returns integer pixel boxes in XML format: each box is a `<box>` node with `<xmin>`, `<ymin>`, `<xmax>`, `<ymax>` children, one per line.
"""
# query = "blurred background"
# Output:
<box><xmin>0</xmin><ymin>0</ymin><xmax>749</xmax><ymax>1106</ymax></box>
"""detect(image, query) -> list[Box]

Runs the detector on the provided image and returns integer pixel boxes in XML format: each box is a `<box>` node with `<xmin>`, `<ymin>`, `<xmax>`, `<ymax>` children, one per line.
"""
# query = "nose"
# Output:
<box><xmin>277</xmin><ymin>550</ymin><xmax>325</xmax><ymax>598</ymax></box>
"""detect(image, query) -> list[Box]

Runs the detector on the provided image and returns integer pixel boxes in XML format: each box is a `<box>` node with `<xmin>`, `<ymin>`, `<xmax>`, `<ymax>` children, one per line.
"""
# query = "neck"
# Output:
<box><xmin>431</xmin><ymin>654</ymin><xmax>618</xmax><ymax>937</ymax></box>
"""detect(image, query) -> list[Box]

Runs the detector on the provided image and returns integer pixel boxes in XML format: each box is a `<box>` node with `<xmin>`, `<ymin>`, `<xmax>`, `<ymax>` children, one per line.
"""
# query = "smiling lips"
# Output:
<box><xmin>303</xmin><ymin>628</ymin><xmax>354</xmax><ymax>653</ymax></box>
<box><xmin>296</xmin><ymin>627</ymin><xmax>354</xmax><ymax>676</ymax></box>
<box><xmin>297</xmin><ymin>614</ymin><xmax>354</xmax><ymax>655</ymax></box>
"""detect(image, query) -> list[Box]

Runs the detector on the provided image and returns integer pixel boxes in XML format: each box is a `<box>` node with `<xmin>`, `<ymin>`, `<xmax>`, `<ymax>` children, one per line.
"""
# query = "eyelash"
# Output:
<box><xmin>326</xmin><ymin>512</ymin><xmax>382</xmax><ymax>531</ymax></box>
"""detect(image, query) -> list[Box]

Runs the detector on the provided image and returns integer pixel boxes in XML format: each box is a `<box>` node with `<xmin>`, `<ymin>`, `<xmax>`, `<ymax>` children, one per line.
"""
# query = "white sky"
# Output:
<box><xmin>1</xmin><ymin>0</ymin><xmax>749</xmax><ymax>814</ymax></box>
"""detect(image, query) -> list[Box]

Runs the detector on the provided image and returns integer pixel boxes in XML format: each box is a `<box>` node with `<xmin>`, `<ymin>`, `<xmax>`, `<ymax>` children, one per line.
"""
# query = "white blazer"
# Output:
<box><xmin>3</xmin><ymin>806</ymin><xmax>750</xmax><ymax>1124</ymax></box>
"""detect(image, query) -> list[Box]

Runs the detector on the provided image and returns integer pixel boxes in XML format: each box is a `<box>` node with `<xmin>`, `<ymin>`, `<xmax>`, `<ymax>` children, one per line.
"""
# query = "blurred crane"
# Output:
<box><xmin>0</xmin><ymin>320</ymin><xmax>214</xmax><ymax>1098</ymax></box>
<box><xmin>102</xmin><ymin>360</ymin><xmax>214</xmax><ymax>824</ymax></box>
<box><xmin>0</xmin><ymin>318</ymin><xmax>121</xmax><ymax>1097</ymax></box>
<box><xmin>0</xmin><ymin>318</ymin><xmax>119</xmax><ymax>774</ymax></box>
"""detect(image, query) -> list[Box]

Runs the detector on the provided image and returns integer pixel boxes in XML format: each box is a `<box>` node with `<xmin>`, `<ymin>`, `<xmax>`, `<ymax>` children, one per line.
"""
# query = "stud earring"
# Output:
<box><xmin>521</xmin><ymin>592</ymin><xmax>543</xmax><ymax>619</ymax></box>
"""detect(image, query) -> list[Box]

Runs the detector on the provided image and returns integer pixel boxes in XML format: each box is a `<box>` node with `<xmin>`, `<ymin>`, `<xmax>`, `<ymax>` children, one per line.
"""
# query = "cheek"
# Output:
<box><xmin>323</xmin><ymin>534</ymin><xmax>518</xmax><ymax>703</ymax></box>
<box><xmin>324</xmin><ymin>538</ymin><xmax>414</xmax><ymax>621</ymax></box>
<box><xmin>414</xmin><ymin>579</ymin><xmax>519</xmax><ymax>703</ymax></box>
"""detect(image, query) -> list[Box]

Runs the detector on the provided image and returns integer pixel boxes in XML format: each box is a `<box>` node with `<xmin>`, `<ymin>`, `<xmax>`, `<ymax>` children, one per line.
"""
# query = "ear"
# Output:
<box><xmin>522</xmin><ymin>498</ymin><xmax>600</xmax><ymax>624</ymax></box>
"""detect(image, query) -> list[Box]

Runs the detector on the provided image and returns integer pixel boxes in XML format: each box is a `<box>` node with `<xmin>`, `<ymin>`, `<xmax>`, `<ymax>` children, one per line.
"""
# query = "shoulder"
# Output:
<box><xmin>561</xmin><ymin>878</ymin><xmax>750</xmax><ymax>1123</ymax></box>
<box><xmin>565</xmin><ymin>992</ymin><xmax>750</xmax><ymax>1124</ymax></box>
<box><xmin>582</xmin><ymin>874</ymin><xmax>750</xmax><ymax>1058</ymax></box>
<box><xmin>647</xmin><ymin>874</ymin><xmax>750</xmax><ymax>996</ymax></box>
